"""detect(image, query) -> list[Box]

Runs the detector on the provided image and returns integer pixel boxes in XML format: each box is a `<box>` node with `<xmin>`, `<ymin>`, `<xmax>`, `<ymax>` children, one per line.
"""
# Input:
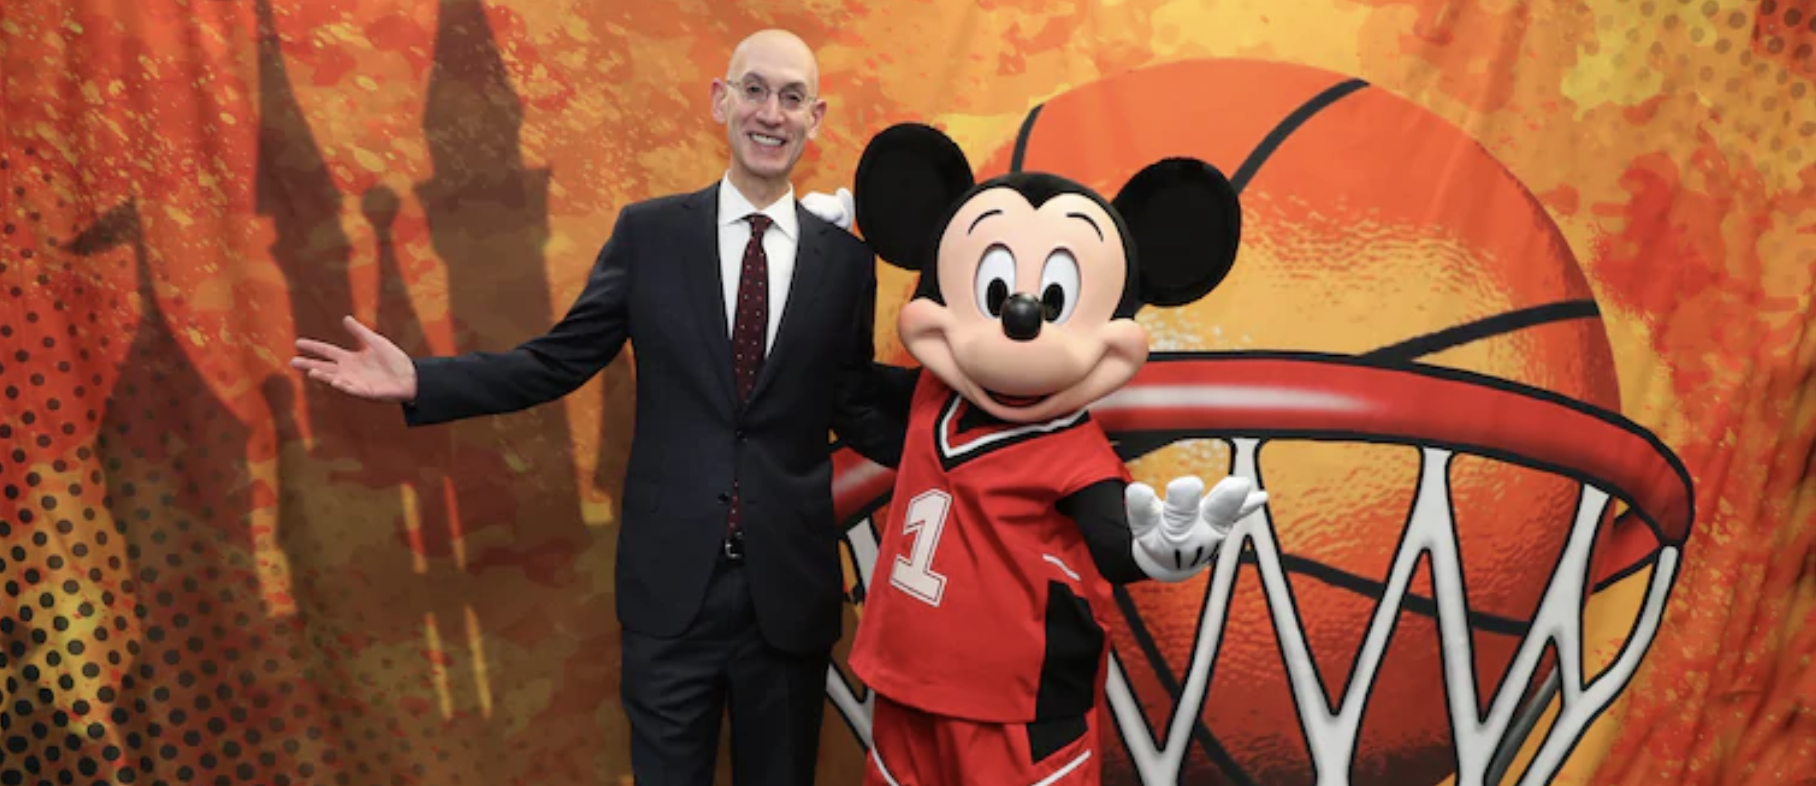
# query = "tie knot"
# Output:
<box><xmin>747</xmin><ymin>213</ymin><xmax>773</xmax><ymax>236</ymax></box>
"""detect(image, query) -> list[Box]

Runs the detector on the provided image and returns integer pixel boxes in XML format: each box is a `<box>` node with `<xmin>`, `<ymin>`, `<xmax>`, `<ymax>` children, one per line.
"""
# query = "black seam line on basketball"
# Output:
<box><xmin>1571</xmin><ymin>561</ymin><xmax>1683</xmax><ymax>706</ymax></box>
<box><xmin>1593</xmin><ymin>550</ymin><xmax>1659</xmax><ymax>594</ymax></box>
<box><xmin>1230</xmin><ymin>78</ymin><xmax>1368</xmax><ymax>194</ymax></box>
<box><xmin>1103</xmin><ymin>426</ymin><xmax>1677</xmax><ymax>550</ymax></box>
<box><xmin>1111</xmin><ymin>586</ymin><xmax>1263</xmax><ymax>786</ymax></box>
<box><xmin>1234</xmin><ymin>551</ymin><xmax>1531</xmax><ymax>636</ymax></box>
<box><xmin>1358</xmin><ymin>300</ymin><xmax>1603</xmax><ymax>365</ymax></box>
<box><xmin>1246</xmin><ymin>452</ymin><xmax>1349</xmax><ymax>723</ymax></box>
<box><xmin>1440</xmin><ymin>455</ymin><xmax>1534</xmax><ymax>714</ymax></box>
<box><xmin>1010</xmin><ymin>103</ymin><xmax>1045</xmax><ymax>173</ymax></box>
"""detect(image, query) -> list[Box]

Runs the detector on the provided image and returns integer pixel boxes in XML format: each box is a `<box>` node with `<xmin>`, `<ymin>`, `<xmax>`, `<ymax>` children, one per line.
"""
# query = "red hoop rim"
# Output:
<box><xmin>833</xmin><ymin>352</ymin><xmax>1694</xmax><ymax>551</ymax></box>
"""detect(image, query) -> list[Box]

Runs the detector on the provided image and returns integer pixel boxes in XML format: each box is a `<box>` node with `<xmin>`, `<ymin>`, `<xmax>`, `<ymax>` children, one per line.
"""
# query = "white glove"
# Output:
<box><xmin>800</xmin><ymin>187</ymin><xmax>856</xmax><ymax>230</ymax></box>
<box><xmin>1126</xmin><ymin>476</ymin><xmax>1267</xmax><ymax>582</ymax></box>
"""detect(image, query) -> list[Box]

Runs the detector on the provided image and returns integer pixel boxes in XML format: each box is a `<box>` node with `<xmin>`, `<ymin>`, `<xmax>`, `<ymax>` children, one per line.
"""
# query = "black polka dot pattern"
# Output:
<box><xmin>0</xmin><ymin>166</ymin><xmax>432</xmax><ymax>783</ymax></box>
<box><xmin>730</xmin><ymin>213</ymin><xmax>772</xmax><ymax>402</ymax></box>
<box><xmin>0</xmin><ymin>182</ymin><xmax>328</xmax><ymax>785</ymax></box>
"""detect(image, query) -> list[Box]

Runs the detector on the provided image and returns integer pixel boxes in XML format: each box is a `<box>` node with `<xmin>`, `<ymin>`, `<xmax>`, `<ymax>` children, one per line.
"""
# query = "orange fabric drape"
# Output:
<box><xmin>2</xmin><ymin>1</ymin><xmax>1811</xmax><ymax>784</ymax></box>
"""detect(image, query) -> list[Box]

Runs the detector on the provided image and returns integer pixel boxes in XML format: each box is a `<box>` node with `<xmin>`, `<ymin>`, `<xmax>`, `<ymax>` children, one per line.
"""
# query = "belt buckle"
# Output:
<box><xmin>723</xmin><ymin>533</ymin><xmax>745</xmax><ymax>562</ymax></box>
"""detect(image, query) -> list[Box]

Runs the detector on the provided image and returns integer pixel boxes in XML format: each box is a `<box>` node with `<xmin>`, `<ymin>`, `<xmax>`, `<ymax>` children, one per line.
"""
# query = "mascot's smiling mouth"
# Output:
<box><xmin>983</xmin><ymin>389</ymin><xmax>1050</xmax><ymax>408</ymax></box>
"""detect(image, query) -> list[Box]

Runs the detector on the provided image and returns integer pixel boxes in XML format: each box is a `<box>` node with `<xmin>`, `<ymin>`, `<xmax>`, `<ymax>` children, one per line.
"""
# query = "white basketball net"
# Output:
<box><xmin>828</xmin><ymin>435</ymin><xmax>1683</xmax><ymax>786</ymax></box>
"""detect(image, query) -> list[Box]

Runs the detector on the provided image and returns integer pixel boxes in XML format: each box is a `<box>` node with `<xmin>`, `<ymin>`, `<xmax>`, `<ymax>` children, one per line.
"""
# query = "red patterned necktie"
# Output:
<box><xmin>731</xmin><ymin>213</ymin><xmax>771</xmax><ymax>402</ymax></box>
<box><xmin>726</xmin><ymin>212</ymin><xmax>771</xmax><ymax>540</ymax></box>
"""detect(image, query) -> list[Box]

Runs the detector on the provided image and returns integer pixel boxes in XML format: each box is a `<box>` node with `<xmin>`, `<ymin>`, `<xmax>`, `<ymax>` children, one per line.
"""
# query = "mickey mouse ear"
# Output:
<box><xmin>854</xmin><ymin>123</ymin><xmax>976</xmax><ymax>271</ymax></box>
<box><xmin>1113</xmin><ymin>158</ymin><xmax>1242</xmax><ymax>307</ymax></box>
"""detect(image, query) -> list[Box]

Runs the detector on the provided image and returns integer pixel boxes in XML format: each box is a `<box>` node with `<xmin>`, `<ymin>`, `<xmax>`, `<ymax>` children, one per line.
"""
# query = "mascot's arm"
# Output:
<box><xmin>808</xmin><ymin>185</ymin><xmax>916</xmax><ymax>466</ymax></box>
<box><xmin>828</xmin><ymin>264</ymin><xmax>918</xmax><ymax>469</ymax></box>
<box><xmin>1056</xmin><ymin>480</ymin><xmax>1148</xmax><ymax>584</ymax></box>
<box><xmin>832</xmin><ymin>362</ymin><xmax>918</xmax><ymax>468</ymax></box>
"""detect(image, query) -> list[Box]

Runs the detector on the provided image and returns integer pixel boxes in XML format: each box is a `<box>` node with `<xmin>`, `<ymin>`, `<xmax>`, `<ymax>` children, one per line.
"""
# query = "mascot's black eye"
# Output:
<box><xmin>975</xmin><ymin>245</ymin><xmax>1016</xmax><ymax>318</ymax></box>
<box><xmin>1038</xmin><ymin>250</ymin><xmax>1079</xmax><ymax>324</ymax></box>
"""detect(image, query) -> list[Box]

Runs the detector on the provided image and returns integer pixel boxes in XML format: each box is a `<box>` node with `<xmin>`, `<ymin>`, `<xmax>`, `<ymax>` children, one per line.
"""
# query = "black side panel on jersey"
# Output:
<box><xmin>1026</xmin><ymin>714</ymin><xmax>1088</xmax><ymax>765</ymax></box>
<box><xmin>1030</xmin><ymin>581</ymin><xmax>1104</xmax><ymax>760</ymax></box>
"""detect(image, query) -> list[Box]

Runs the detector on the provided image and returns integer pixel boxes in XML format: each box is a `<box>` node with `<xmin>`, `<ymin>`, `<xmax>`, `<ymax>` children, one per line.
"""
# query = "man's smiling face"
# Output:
<box><xmin>712</xmin><ymin>32</ymin><xmax>825</xmax><ymax>195</ymax></box>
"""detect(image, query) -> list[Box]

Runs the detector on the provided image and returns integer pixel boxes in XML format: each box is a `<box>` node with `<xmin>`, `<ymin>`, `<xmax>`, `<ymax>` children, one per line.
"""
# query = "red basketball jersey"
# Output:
<box><xmin>848</xmin><ymin>373</ymin><xmax>1131</xmax><ymax>723</ymax></box>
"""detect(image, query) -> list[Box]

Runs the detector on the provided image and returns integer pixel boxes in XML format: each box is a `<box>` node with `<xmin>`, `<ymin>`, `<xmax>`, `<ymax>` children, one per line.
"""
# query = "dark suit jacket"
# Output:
<box><xmin>404</xmin><ymin>183</ymin><xmax>911</xmax><ymax>653</ymax></box>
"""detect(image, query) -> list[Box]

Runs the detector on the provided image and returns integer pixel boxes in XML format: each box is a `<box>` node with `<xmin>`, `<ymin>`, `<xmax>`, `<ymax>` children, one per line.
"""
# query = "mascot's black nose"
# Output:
<box><xmin>1001</xmin><ymin>293</ymin><xmax>1043</xmax><ymax>342</ymax></box>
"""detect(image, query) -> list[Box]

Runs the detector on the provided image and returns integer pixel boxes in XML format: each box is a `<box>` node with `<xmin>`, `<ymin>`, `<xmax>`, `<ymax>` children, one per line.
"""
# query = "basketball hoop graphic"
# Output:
<box><xmin>827</xmin><ymin>352</ymin><xmax>1693</xmax><ymax>786</ymax></box>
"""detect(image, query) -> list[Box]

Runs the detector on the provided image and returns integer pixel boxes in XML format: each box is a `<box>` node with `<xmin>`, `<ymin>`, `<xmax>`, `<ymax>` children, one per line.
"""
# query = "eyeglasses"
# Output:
<box><xmin>726</xmin><ymin>78</ymin><xmax>815</xmax><ymax>113</ymax></box>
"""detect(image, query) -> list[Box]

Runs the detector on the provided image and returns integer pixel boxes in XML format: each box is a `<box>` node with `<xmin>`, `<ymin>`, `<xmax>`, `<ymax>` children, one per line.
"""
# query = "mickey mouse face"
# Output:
<box><xmin>854</xmin><ymin>123</ymin><xmax>1242</xmax><ymax>423</ymax></box>
<box><xmin>898</xmin><ymin>181</ymin><xmax>1148</xmax><ymax>421</ymax></box>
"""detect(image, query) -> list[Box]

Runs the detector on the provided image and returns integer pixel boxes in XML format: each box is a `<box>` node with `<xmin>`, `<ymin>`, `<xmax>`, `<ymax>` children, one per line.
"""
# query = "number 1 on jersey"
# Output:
<box><xmin>890</xmin><ymin>490</ymin><xmax>951</xmax><ymax>607</ymax></box>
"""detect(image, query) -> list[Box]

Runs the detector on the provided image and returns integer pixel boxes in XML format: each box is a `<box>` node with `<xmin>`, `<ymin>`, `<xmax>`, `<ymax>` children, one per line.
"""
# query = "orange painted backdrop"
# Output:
<box><xmin>1</xmin><ymin>1</ymin><xmax>1811</xmax><ymax>785</ymax></box>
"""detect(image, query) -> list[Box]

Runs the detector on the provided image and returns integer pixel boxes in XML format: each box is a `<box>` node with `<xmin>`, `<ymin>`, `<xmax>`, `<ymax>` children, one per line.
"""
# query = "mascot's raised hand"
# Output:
<box><xmin>1126</xmin><ymin>476</ymin><xmax>1268</xmax><ymax>582</ymax></box>
<box><xmin>799</xmin><ymin>187</ymin><xmax>856</xmax><ymax>229</ymax></box>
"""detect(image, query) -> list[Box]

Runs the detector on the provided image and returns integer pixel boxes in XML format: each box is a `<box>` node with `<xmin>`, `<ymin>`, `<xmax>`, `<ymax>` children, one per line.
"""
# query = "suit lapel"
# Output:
<box><xmin>679</xmin><ymin>185</ymin><xmax>739</xmax><ymax>409</ymax></box>
<box><xmin>747</xmin><ymin>205</ymin><xmax>829</xmax><ymax>405</ymax></box>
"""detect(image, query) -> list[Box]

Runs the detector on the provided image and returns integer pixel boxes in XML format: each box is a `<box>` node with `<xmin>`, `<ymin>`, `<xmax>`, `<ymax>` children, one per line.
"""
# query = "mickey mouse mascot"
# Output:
<box><xmin>842</xmin><ymin>123</ymin><xmax>1269</xmax><ymax>786</ymax></box>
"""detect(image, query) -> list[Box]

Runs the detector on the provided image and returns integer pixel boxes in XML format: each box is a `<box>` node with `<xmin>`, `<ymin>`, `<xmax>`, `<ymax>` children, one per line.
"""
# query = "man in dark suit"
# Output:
<box><xmin>291</xmin><ymin>28</ymin><xmax>912</xmax><ymax>786</ymax></box>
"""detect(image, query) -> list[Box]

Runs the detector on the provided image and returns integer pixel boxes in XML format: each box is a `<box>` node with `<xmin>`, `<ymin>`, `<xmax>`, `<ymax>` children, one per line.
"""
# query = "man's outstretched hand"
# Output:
<box><xmin>290</xmin><ymin>316</ymin><xmax>418</xmax><ymax>403</ymax></box>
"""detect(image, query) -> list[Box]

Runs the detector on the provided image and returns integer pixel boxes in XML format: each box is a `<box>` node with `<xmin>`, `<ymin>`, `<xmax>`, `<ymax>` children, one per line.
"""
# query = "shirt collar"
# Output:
<box><xmin>718</xmin><ymin>173</ymin><xmax>798</xmax><ymax>241</ymax></box>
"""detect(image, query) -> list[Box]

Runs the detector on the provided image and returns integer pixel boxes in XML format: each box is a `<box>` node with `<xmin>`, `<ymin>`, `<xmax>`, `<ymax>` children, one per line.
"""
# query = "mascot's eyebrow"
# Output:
<box><xmin>967</xmin><ymin>209</ymin><xmax>1003</xmax><ymax>234</ymax></box>
<box><xmin>1065</xmin><ymin>212</ymin><xmax>1104</xmax><ymax>241</ymax></box>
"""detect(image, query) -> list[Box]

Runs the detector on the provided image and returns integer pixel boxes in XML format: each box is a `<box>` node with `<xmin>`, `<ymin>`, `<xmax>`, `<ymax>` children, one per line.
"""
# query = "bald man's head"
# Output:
<box><xmin>712</xmin><ymin>28</ymin><xmax>828</xmax><ymax>206</ymax></box>
<box><xmin>727</xmin><ymin>29</ymin><xmax>820</xmax><ymax>95</ymax></box>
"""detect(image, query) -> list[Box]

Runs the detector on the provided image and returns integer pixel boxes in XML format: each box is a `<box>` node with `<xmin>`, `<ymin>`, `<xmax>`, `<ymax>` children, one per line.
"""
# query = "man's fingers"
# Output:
<box><xmin>342</xmin><ymin>315</ymin><xmax>386</xmax><ymax>348</ymax></box>
<box><xmin>290</xmin><ymin>356</ymin><xmax>337</xmax><ymax>376</ymax></box>
<box><xmin>294</xmin><ymin>337</ymin><xmax>352</xmax><ymax>362</ymax></box>
<box><xmin>304</xmin><ymin>367</ymin><xmax>368</xmax><ymax>397</ymax></box>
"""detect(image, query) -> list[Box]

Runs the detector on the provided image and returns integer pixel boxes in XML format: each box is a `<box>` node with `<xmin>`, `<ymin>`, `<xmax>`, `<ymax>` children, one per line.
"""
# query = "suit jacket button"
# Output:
<box><xmin>735</xmin><ymin>430</ymin><xmax>747</xmax><ymax>441</ymax></box>
<box><xmin>717</xmin><ymin>493</ymin><xmax>730</xmax><ymax>504</ymax></box>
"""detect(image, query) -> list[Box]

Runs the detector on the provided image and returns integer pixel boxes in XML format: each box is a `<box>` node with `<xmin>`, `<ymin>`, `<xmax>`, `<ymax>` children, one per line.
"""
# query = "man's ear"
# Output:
<box><xmin>806</xmin><ymin>98</ymin><xmax>827</xmax><ymax>140</ymax></box>
<box><xmin>1112</xmin><ymin>158</ymin><xmax>1242</xmax><ymax>308</ymax></box>
<box><xmin>711</xmin><ymin>79</ymin><xmax>730</xmax><ymax>124</ymax></box>
<box><xmin>854</xmin><ymin>123</ymin><xmax>975</xmax><ymax>271</ymax></box>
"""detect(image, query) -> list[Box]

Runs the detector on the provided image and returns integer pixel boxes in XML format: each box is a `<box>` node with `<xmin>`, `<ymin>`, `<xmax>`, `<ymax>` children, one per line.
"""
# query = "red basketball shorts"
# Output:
<box><xmin>862</xmin><ymin>694</ymin><xmax>1102</xmax><ymax>786</ymax></box>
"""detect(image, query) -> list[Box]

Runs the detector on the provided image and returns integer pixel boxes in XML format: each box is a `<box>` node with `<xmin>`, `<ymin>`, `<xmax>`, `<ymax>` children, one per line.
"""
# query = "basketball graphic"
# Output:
<box><xmin>829</xmin><ymin>57</ymin><xmax>1694</xmax><ymax>786</ymax></box>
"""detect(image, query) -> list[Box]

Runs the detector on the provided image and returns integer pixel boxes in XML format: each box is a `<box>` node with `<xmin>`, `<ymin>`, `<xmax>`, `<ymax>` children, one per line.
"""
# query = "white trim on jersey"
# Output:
<box><xmin>936</xmin><ymin>395</ymin><xmax>1089</xmax><ymax>461</ymax></box>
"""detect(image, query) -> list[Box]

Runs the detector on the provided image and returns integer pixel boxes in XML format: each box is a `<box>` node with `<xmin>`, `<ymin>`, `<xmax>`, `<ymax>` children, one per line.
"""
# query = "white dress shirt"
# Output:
<box><xmin>717</xmin><ymin>173</ymin><xmax>798</xmax><ymax>355</ymax></box>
